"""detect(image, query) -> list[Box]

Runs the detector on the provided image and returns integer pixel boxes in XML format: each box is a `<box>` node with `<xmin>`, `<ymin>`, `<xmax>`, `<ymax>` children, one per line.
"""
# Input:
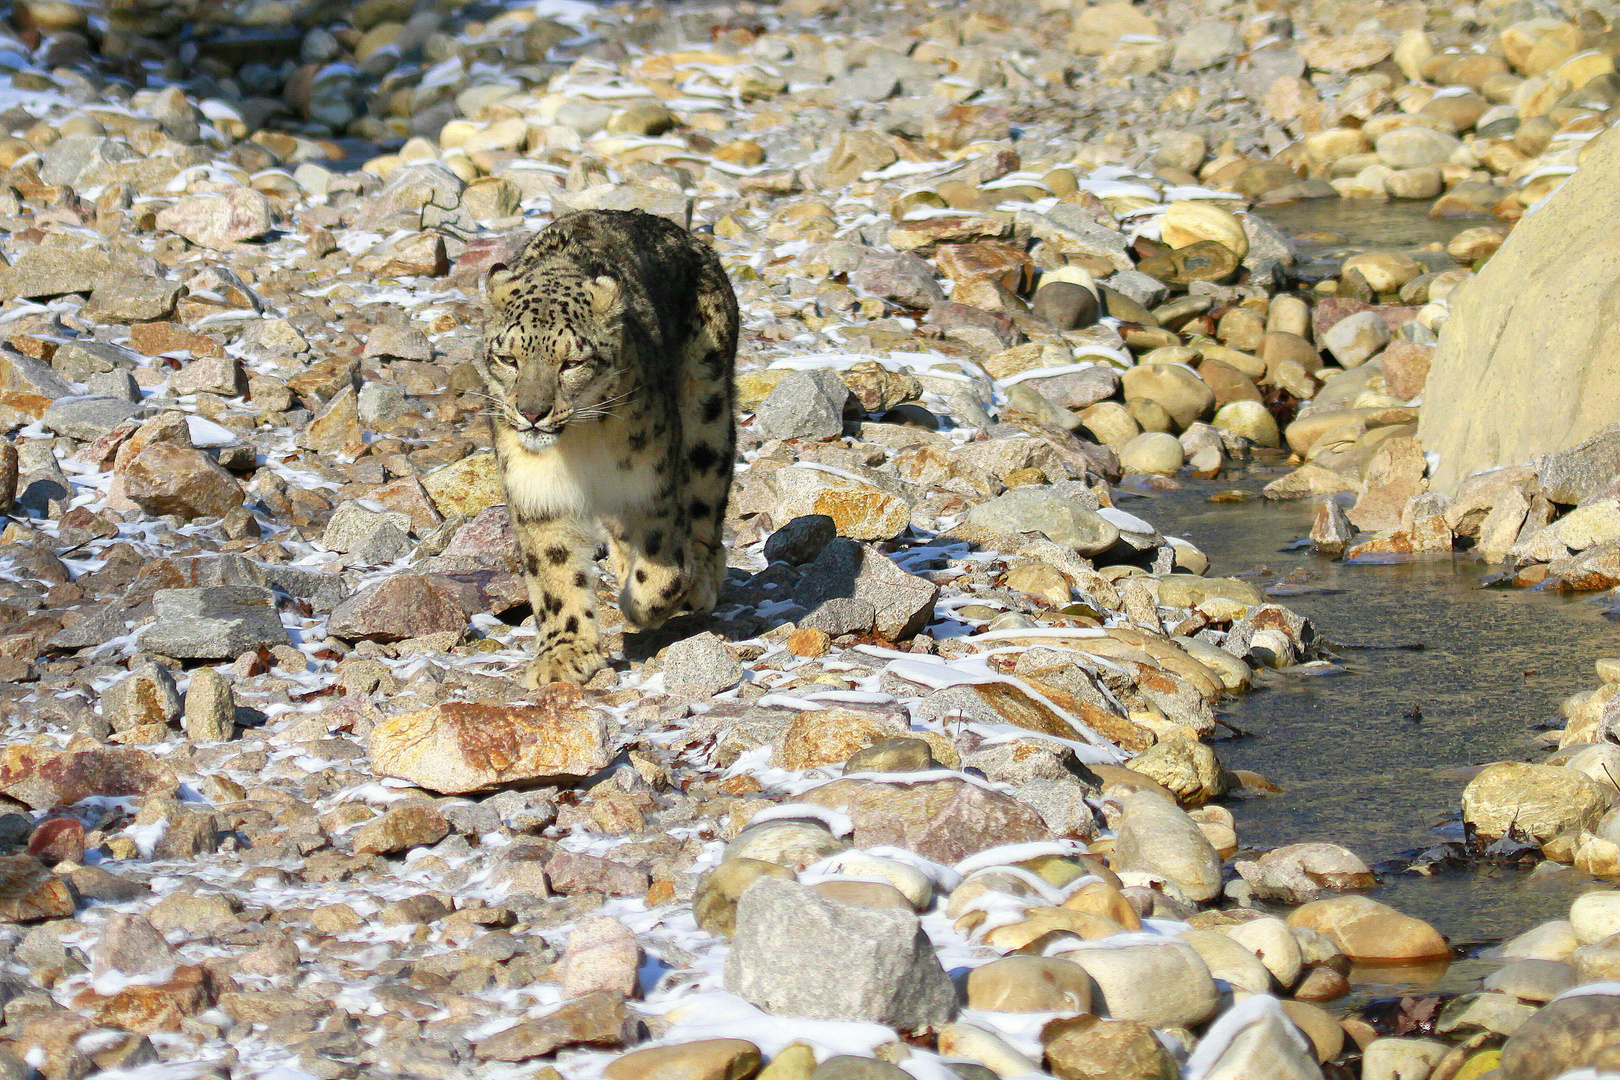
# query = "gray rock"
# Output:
<box><xmin>16</xmin><ymin>443</ymin><xmax>72</xmax><ymax>517</ymax></box>
<box><xmin>2</xmin><ymin>353</ymin><xmax>71</xmax><ymax>403</ymax></box>
<box><xmin>262</xmin><ymin>565</ymin><xmax>349</xmax><ymax>612</ymax></box>
<box><xmin>1023</xmin><ymin>364</ymin><xmax>1120</xmax><ymax>411</ymax></box>
<box><xmin>103</xmin><ymin>662</ymin><xmax>182</xmax><ymax>733</ymax></box>
<box><xmin>170</xmin><ymin>357</ymin><xmax>247</xmax><ymax>397</ymax></box>
<box><xmin>52</xmin><ymin>340</ymin><xmax>139</xmax><ymax>381</ymax></box>
<box><xmin>90</xmin><ymin>913</ymin><xmax>177</xmax><ymax>978</ymax></box>
<box><xmin>723</xmin><ymin>876</ymin><xmax>956</xmax><ymax>1029</ymax></box>
<box><xmin>40</xmin><ymin>134</ymin><xmax>133</xmax><ymax>186</ymax></box>
<box><xmin>793</xmin><ymin>539</ymin><xmax>938</xmax><ymax>640</ymax></box>
<box><xmin>141</xmin><ymin>586</ymin><xmax>290</xmax><ymax>659</ymax></box>
<box><xmin>48</xmin><ymin>603</ymin><xmax>127</xmax><ymax>651</ymax></box>
<box><xmin>1539</xmin><ymin>423</ymin><xmax>1620</xmax><ymax>504</ymax></box>
<box><xmin>0</xmin><ymin>246</ymin><xmax>154</xmax><ymax>301</ymax></box>
<box><xmin>85</xmin><ymin>369</ymin><xmax>141</xmax><ymax>402</ymax></box>
<box><xmin>364</xmin><ymin>325</ymin><xmax>434</xmax><ymax>361</ymax></box>
<box><xmin>1015</xmin><ymin>203</ymin><xmax>1133</xmax><ymax>272</ymax></box>
<box><xmin>663</xmin><ymin>632</ymin><xmax>743</xmax><ymax>697</ymax></box>
<box><xmin>764</xmin><ymin>514</ymin><xmax>837</xmax><ymax>566</ymax></box>
<box><xmin>358</xmin><ymin>382</ymin><xmax>408</xmax><ymax>428</ymax></box>
<box><xmin>1104</xmin><ymin>270</ymin><xmax>1172</xmax><ymax>308</ymax></box>
<box><xmin>798</xmin><ymin>597</ymin><xmax>877</xmax><ymax>636</ymax></box>
<box><xmin>322</xmin><ymin>502</ymin><xmax>415</xmax><ymax>554</ymax></box>
<box><xmin>41</xmin><ymin>396</ymin><xmax>147</xmax><ymax>441</ymax></box>
<box><xmin>1321</xmin><ymin>309</ymin><xmax>1391</xmax><ymax>367</ymax></box>
<box><xmin>850</xmin><ymin>252</ymin><xmax>944</xmax><ymax>309</ymax></box>
<box><xmin>1012</xmin><ymin>778</ymin><xmax>1100</xmax><ymax>839</ymax></box>
<box><xmin>964</xmin><ymin>488</ymin><xmax>1119</xmax><ymax>555</ymax></box>
<box><xmin>81</xmin><ymin>277</ymin><xmax>183</xmax><ymax>323</ymax></box>
<box><xmin>1242</xmin><ymin>214</ymin><xmax>1298</xmax><ymax>277</ymax></box>
<box><xmin>1171</xmin><ymin>20</ymin><xmax>1242</xmax><ymax>71</ymax></box>
<box><xmin>756</xmin><ymin>369</ymin><xmax>858</xmax><ymax>440</ymax></box>
<box><xmin>362</xmin><ymin>161</ymin><xmax>469</xmax><ymax>233</ymax></box>
<box><xmin>1030</xmin><ymin>281</ymin><xmax>1099</xmax><ymax>330</ymax></box>
<box><xmin>183</xmin><ymin>666</ymin><xmax>235</xmax><ymax>742</ymax></box>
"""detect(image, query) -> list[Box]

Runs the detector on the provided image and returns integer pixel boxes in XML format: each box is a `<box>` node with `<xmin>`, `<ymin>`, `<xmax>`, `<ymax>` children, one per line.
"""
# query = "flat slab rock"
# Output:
<box><xmin>368</xmin><ymin>688</ymin><xmax>615</xmax><ymax>794</ymax></box>
<box><xmin>798</xmin><ymin>775</ymin><xmax>1049</xmax><ymax>863</ymax></box>
<box><xmin>141</xmin><ymin>585</ymin><xmax>288</xmax><ymax>659</ymax></box>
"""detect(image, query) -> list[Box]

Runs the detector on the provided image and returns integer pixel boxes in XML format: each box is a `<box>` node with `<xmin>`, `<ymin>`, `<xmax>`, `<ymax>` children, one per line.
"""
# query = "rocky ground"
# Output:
<box><xmin>3</xmin><ymin>0</ymin><xmax>1620</xmax><ymax>1077</ymax></box>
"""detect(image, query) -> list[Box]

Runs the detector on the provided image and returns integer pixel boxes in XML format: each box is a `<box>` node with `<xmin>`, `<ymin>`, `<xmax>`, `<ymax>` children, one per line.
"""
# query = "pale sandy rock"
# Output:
<box><xmin>368</xmin><ymin>690</ymin><xmax>615</xmax><ymax>794</ymax></box>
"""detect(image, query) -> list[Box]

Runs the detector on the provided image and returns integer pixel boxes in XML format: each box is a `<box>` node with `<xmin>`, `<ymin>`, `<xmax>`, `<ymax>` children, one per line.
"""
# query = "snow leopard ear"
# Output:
<box><xmin>585</xmin><ymin>275</ymin><xmax>620</xmax><ymax>315</ymax></box>
<box><xmin>486</xmin><ymin>263</ymin><xmax>519</xmax><ymax>310</ymax></box>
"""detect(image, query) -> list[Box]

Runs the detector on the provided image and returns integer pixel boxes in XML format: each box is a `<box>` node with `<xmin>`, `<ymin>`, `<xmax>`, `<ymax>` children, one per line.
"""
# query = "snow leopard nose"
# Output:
<box><xmin>517</xmin><ymin>406</ymin><xmax>545</xmax><ymax>426</ymax></box>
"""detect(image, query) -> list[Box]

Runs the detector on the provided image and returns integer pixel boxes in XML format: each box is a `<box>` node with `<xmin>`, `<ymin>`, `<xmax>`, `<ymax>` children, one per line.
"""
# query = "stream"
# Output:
<box><xmin>1125</xmin><ymin>472</ymin><xmax>1620</xmax><ymax>993</ymax></box>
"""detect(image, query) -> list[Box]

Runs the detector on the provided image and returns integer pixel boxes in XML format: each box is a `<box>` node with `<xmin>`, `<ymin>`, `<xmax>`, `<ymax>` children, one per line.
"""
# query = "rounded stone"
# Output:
<box><xmin>1060</xmin><ymin>937</ymin><xmax>1220</xmax><ymax>1027</ymax></box>
<box><xmin>1112</xmin><ymin>791</ymin><xmax>1223</xmax><ymax>902</ymax></box>
<box><xmin>1223</xmin><ymin>915</ymin><xmax>1304</xmax><ymax>989</ymax></box>
<box><xmin>1286</xmin><ymin>896</ymin><xmax>1450</xmax><ymax>962</ymax></box>
<box><xmin>844</xmin><ymin>737</ymin><xmax>938</xmax><ymax>774</ymax></box>
<box><xmin>1462</xmin><ymin>762</ymin><xmax>1611</xmax><ymax>843</ymax></box>
<box><xmin>603</xmin><ymin>1040</ymin><xmax>763</xmax><ymax>1080</ymax></box>
<box><xmin>1571</xmin><ymin>891</ymin><xmax>1620</xmax><ymax>944</ymax></box>
<box><xmin>1120</xmin><ymin>363</ymin><xmax>1216</xmax><ymax>430</ymax></box>
<box><xmin>1041</xmin><ymin>1015</ymin><xmax>1177</xmax><ymax>1080</ymax></box>
<box><xmin>1484</xmin><ymin>958</ymin><xmax>1576</xmax><ymax>1002</ymax></box>
<box><xmin>965</xmin><ymin>955</ymin><xmax>1091</xmax><ymax>1014</ymax></box>
<box><xmin>1079</xmin><ymin>401</ymin><xmax>1141</xmax><ymax>448</ymax></box>
<box><xmin>1159</xmin><ymin>200</ymin><xmax>1249</xmax><ymax>259</ymax></box>
<box><xmin>693</xmin><ymin>858</ymin><xmax>798</xmax><ymax>938</ymax></box>
<box><xmin>1212</xmin><ymin>400</ymin><xmax>1281</xmax><ymax>447</ymax></box>
<box><xmin>722</xmin><ymin>821</ymin><xmax>847</xmax><ymax>870</ymax></box>
<box><xmin>1499</xmin><ymin>992</ymin><xmax>1620</xmax><ymax>1080</ymax></box>
<box><xmin>1342</xmin><ymin>252</ymin><xmax>1424</xmax><ymax>293</ymax></box>
<box><xmin>1119</xmin><ymin>431</ymin><xmax>1185</xmax><ymax>475</ymax></box>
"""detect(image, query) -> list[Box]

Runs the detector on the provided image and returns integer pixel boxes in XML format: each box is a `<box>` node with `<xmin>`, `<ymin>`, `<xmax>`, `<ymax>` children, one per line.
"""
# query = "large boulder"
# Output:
<box><xmin>1419</xmin><ymin>126</ymin><xmax>1620</xmax><ymax>493</ymax></box>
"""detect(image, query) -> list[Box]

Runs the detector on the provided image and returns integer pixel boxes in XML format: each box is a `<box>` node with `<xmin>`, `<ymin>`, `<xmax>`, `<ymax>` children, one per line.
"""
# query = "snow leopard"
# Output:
<box><xmin>479</xmin><ymin>209</ymin><xmax>739</xmax><ymax>687</ymax></box>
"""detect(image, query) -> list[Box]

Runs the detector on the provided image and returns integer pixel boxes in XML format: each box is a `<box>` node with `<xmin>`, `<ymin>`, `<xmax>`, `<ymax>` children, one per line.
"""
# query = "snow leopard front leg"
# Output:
<box><xmin>511</xmin><ymin>508</ymin><xmax>605</xmax><ymax>687</ymax></box>
<box><xmin>607</xmin><ymin>497</ymin><xmax>694</xmax><ymax>631</ymax></box>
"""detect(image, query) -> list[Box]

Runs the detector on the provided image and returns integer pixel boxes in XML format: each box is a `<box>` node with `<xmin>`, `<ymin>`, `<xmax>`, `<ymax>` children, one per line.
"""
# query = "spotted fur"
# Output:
<box><xmin>479</xmin><ymin>209</ymin><xmax>739</xmax><ymax>688</ymax></box>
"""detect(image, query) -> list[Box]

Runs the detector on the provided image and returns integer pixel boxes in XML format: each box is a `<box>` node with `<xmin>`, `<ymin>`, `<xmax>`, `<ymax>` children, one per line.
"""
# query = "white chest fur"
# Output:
<box><xmin>498</xmin><ymin>419</ymin><xmax>662</xmax><ymax>521</ymax></box>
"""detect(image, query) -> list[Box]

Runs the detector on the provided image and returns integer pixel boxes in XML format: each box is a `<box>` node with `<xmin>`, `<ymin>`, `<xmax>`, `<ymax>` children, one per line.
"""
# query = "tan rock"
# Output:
<box><xmin>774</xmin><ymin>708</ymin><xmax>909</xmax><ymax>770</ymax></box>
<box><xmin>0</xmin><ymin>855</ymin><xmax>74</xmax><ymax>922</ymax></box>
<box><xmin>1419</xmin><ymin>125</ymin><xmax>1620</xmax><ymax>492</ymax></box>
<box><xmin>368</xmin><ymin>688</ymin><xmax>615</xmax><ymax>794</ymax></box>
<box><xmin>1041</xmin><ymin>1015</ymin><xmax>1177</xmax><ymax>1080</ymax></box>
<box><xmin>422</xmin><ymin>451</ymin><xmax>504</xmax><ymax>517</ymax></box>
<box><xmin>1461</xmin><ymin>761</ymin><xmax>1611</xmax><ymax>842</ymax></box>
<box><xmin>1286</xmin><ymin>896</ymin><xmax>1450</xmax><ymax>962</ymax></box>
<box><xmin>603</xmin><ymin>1040</ymin><xmax>762</xmax><ymax>1080</ymax></box>
<box><xmin>1159</xmin><ymin>201</ymin><xmax>1249</xmax><ymax>260</ymax></box>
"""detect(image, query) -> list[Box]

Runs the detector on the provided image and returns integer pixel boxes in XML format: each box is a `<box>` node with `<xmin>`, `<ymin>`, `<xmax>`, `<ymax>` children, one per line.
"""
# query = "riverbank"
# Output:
<box><xmin>1</xmin><ymin>0</ymin><xmax>1620</xmax><ymax>1077</ymax></box>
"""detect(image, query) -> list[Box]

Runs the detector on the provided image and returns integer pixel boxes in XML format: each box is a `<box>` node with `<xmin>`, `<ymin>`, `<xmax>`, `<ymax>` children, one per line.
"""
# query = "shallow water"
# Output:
<box><xmin>1258</xmin><ymin>197</ymin><xmax>1493</xmax><ymax>283</ymax></box>
<box><xmin>1128</xmin><ymin>474</ymin><xmax>1618</xmax><ymax>989</ymax></box>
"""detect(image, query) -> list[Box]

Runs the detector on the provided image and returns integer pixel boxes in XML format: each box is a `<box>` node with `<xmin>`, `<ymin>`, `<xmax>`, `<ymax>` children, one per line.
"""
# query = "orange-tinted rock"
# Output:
<box><xmin>0</xmin><ymin>744</ymin><xmax>177</xmax><ymax>810</ymax></box>
<box><xmin>0</xmin><ymin>855</ymin><xmax>74</xmax><ymax>922</ymax></box>
<box><xmin>72</xmin><ymin>965</ymin><xmax>213</xmax><ymax>1033</ymax></box>
<box><xmin>368</xmin><ymin>687</ymin><xmax>615</xmax><ymax>794</ymax></box>
<box><xmin>1287</xmin><ymin>896</ymin><xmax>1450</xmax><ymax>962</ymax></box>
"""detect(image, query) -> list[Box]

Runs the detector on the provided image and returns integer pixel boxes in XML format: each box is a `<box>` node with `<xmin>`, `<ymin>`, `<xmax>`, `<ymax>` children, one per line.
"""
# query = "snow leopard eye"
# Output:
<box><xmin>493</xmin><ymin>353</ymin><xmax>518</xmax><ymax>367</ymax></box>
